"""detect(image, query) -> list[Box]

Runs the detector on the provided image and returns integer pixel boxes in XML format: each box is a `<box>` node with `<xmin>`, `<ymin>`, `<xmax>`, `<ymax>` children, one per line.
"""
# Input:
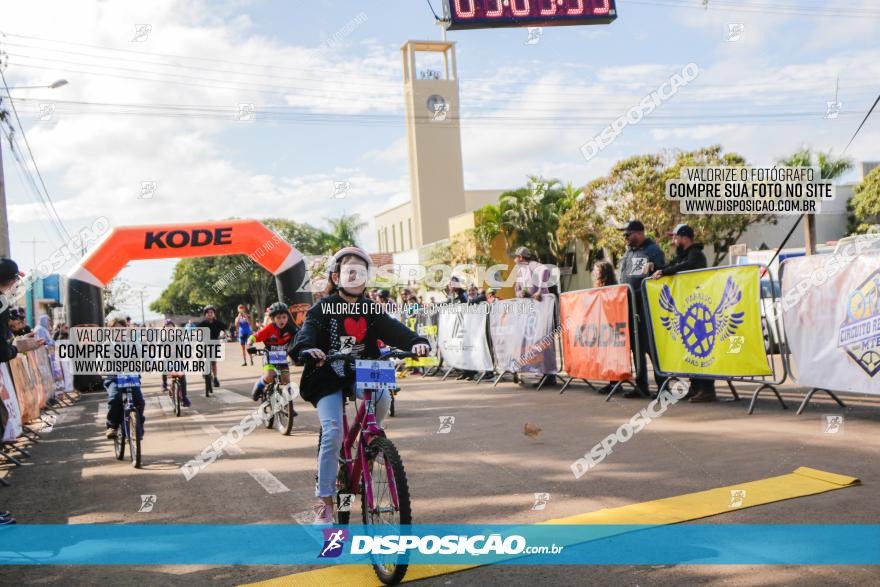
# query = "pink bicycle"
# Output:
<box><xmin>320</xmin><ymin>350</ymin><xmax>414</xmax><ymax>585</ymax></box>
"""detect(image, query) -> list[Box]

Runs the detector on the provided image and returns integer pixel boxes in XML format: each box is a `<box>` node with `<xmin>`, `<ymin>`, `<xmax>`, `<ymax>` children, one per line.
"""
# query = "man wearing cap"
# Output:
<box><xmin>618</xmin><ymin>221</ymin><xmax>667</xmax><ymax>398</ymax></box>
<box><xmin>513</xmin><ymin>247</ymin><xmax>558</xmax><ymax>387</ymax></box>
<box><xmin>513</xmin><ymin>247</ymin><xmax>551</xmax><ymax>301</ymax></box>
<box><xmin>0</xmin><ymin>258</ymin><xmax>43</xmax><ymax>363</ymax></box>
<box><xmin>651</xmin><ymin>223</ymin><xmax>716</xmax><ymax>402</ymax></box>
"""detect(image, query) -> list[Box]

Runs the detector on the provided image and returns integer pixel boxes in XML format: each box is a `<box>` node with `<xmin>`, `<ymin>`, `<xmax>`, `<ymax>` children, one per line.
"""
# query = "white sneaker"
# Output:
<box><xmin>312</xmin><ymin>503</ymin><xmax>334</xmax><ymax>525</ymax></box>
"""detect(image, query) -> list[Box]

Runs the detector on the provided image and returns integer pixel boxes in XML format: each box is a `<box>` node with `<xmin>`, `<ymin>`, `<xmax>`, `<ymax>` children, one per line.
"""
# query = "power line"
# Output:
<box><xmin>6</xmin><ymin>32</ymin><xmax>879</xmax><ymax>98</ymax></box>
<box><xmin>0</xmin><ymin>67</ymin><xmax>72</xmax><ymax>243</ymax></box>
<box><xmin>0</xmin><ymin>125</ymin><xmax>69</xmax><ymax>244</ymax></box>
<box><xmin>843</xmin><ymin>92</ymin><xmax>880</xmax><ymax>153</ymax></box>
<box><xmin>630</xmin><ymin>0</ymin><xmax>880</xmax><ymax>18</ymax></box>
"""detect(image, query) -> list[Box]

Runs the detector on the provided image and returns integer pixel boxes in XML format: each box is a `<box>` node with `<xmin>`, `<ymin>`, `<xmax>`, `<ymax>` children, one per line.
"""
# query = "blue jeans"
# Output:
<box><xmin>315</xmin><ymin>386</ymin><xmax>391</xmax><ymax>498</ymax></box>
<box><xmin>105</xmin><ymin>381</ymin><xmax>145</xmax><ymax>437</ymax></box>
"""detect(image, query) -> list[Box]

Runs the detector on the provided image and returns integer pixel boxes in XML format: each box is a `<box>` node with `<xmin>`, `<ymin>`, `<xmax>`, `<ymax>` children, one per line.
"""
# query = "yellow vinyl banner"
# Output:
<box><xmin>644</xmin><ymin>265</ymin><xmax>771</xmax><ymax>377</ymax></box>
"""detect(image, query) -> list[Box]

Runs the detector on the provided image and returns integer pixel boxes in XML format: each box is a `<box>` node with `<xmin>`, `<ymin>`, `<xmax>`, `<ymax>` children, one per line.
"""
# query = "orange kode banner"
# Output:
<box><xmin>560</xmin><ymin>285</ymin><xmax>633</xmax><ymax>381</ymax></box>
<box><xmin>69</xmin><ymin>219</ymin><xmax>300</xmax><ymax>287</ymax></box>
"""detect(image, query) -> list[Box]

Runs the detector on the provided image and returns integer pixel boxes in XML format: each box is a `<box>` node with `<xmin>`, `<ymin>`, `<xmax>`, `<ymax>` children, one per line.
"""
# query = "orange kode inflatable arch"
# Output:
<box><xmin>64</xmin><ymin>219</ymin><xmax>312</xmax><ymax>338</ymax></box>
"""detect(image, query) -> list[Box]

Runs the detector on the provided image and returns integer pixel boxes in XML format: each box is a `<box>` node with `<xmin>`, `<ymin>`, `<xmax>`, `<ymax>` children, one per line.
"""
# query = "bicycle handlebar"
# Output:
<box><xmin>311</xmin><ymin>350</ymin><xmax>418</xmax><ymax>363</ymax></box>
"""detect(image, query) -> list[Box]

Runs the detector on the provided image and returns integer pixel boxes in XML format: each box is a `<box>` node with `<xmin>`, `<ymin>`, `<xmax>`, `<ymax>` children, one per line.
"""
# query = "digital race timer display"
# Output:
<box><xmin>445</xmin><ymin>0</ymin><xmax>617</xmax><ymax>30</ymax></box>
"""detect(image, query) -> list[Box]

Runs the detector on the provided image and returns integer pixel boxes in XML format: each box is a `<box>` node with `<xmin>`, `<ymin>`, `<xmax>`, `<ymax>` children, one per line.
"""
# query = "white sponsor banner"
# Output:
<box><xmin>437</xmin><ymin>304</ymin><xmax>494</xmax><ymax>372</ymax></box>
<box><xmin>782</xmin><ymin>252</ymin><xmax>880</xmax><ymax>394</ymax></box>
<box><xmin>61</xmin><ymin>358</ymin><xmax>74</xmax><ymax>392</ymax></box>
<box><xmin>489</xmin><ymin>295</ymin><xmax>558</xmax><ymax>374</ymax></box>
<box><xmin>0</xmin><ymin>363</ymin><xmax>23</xmax><ymax>442</ymax></box>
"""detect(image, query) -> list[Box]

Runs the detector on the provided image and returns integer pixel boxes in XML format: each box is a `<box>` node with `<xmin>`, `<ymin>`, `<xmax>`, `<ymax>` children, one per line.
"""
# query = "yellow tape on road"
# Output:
<box><xmin>241</xmin><ymin>467</ymin><xmax>859</xmax><ymax>586</ymax></box>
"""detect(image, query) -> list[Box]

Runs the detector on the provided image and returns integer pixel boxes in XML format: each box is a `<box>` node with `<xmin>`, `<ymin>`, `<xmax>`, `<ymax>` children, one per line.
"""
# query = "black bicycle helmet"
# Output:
<box><xmin>203</xmin><ymin>305</ymin><xmax>215</xmax><ymax>315</ymax></box>
<box><xmin>268</xmin><ymin>302</ymin><xmax>289</xmax><ymax>317</ymax></box>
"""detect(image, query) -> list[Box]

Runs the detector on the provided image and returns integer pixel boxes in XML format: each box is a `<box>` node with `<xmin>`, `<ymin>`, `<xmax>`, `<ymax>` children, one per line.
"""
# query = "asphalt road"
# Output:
<box><xmin>1</xmin><ymin>345</ymin><xmax>879</xmax><ymax>586</ymax></box>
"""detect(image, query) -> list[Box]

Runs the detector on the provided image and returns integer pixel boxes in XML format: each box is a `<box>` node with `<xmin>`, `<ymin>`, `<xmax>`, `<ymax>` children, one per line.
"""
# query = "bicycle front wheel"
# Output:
<box><xmin>127</xmin><ymin>410</ymin><xmax>141</xmax><ymax>468</ymax></box>
<box><xmin>204</xmin><ymin>374</ymin><xmax>213</xmax><ymax>397</ymax></box>
<box><xmin>362</xmin><ymin>437</ymin><xmax>411</xmax><ymax>585</ymax></box>
<box><xmin>114</xmin><ymin>431</ymin><xmax>125</xmax><ymax>460</ymax></box>
<box><xmin>274</xmin><ymin>394</ymin><xmax>295</xmax><ymax>436</ymax></box>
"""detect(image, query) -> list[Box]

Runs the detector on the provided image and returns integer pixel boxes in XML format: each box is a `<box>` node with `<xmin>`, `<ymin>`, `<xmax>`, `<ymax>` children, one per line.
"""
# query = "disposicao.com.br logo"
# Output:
<box><xmin>339</xmin><ymin>534</ymin><xmax>563</xmax><ymax>557</ymax></box>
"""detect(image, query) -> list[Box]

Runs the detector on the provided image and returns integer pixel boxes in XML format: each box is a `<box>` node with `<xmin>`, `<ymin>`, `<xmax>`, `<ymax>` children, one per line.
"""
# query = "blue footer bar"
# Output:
<box><xmin>1</xmin><ymin>524</ymin><xmax>879</xmax><ymax>565</ymax></box>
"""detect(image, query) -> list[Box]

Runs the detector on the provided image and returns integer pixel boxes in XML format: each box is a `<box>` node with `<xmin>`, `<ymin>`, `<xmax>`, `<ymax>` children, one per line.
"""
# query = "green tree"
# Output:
<box><xmin>150</xmin><ymin>219</ymin><xmax>333</xmax><ymax>320</ymax></box>
<box><xmin>850</xmin><ymin>166</ymin><xmax>880</xmax><ymax>233</ymax></box>
<box><xmin>559</xmin><ymin>146</ymin><xmax>772</xmax><ymax>266</ymax></box>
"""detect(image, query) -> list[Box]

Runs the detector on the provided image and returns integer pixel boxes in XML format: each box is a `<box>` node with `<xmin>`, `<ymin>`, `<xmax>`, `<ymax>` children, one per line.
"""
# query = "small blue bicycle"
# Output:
<box><xmin>113</xmin><ymin>374</ymin><xmax>143</xmax><ymax>468</ymax></box>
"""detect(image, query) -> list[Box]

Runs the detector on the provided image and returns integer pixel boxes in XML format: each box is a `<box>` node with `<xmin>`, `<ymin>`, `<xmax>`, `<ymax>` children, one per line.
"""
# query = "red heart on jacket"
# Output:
<box><xmin>343</xmin><ymin>316</ymin><xmax>367</xmax><ymax>343</ymax></box>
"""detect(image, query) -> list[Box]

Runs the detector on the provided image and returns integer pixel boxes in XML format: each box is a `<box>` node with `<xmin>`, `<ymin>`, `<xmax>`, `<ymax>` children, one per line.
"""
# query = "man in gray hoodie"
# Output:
<box><xmin>618</xmin><ymin>221</ymin><xmax>667</xmax><ymax>398</ymax></box>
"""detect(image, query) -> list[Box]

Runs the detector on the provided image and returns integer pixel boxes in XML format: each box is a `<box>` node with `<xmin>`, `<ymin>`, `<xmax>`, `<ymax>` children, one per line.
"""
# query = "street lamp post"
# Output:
<box><xmin>0</xmin><ymin>79</ymin><xmax>69</xmax><ymax>257</ymax></box>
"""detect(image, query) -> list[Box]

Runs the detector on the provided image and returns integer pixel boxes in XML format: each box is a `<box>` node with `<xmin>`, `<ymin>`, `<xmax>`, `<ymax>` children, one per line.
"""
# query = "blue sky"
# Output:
<box><xmin>2</xmin><ymin>0</ymin><xmax>879</xmax><ymax>318</ymax></box>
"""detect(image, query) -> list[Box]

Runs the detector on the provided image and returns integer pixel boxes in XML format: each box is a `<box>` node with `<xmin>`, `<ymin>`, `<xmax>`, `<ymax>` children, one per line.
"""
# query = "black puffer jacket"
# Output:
<box><xmin>0</xmin><ymin>306</ymin><xmax>19</xmax><ymax>363</ymax></box>
<box><xmin>660</xmin><ymin>243</ymin><xmax>708</xmax><ymax>276</ymax></box>
<box><xmin>290</xmin><ymin>294</ymin><xmax>429</xmax><ymax>406</ymax></box>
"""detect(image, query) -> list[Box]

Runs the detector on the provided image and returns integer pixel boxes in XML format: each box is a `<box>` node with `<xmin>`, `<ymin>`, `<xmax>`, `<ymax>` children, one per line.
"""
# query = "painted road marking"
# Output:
<box><xmin>200</xmin><ymin>425</ymin><xmax>244</xmax><ymax>455</ymax></box>
<box><xmin>210</xmin><ymin>388</ymin><xmax>250</xmax><ymax>404</ymax></box>
<box><xmin>248</xmin><ymin>469</ymin><xmax>290</xmax><ymax>494</ymax></box>
<box><xmin>157</xmin><ymin>395</ymin><xmax>174</xmax><ymax>415</ymax></box>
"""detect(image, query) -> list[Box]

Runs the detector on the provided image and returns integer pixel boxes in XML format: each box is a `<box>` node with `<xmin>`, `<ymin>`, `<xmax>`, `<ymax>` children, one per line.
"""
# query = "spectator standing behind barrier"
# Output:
<box><xmin>618</xmin><ymin>221</ymin><xmax>667</xmax><ymax>398</ymax></box>
<box><xmin>467</xmin><ymin>285</ymin><xmax>487</xmax><ymax>304</ymax></box>
<box><xmin>513</xmin><ymin>247</ymin><xmax>550</xmax><ymax>300</ymax></box>
<box><xmin>52</xmin><ymin>322</ymin><xmax>69</xmax><ymax>341</ymax></box>
<box><xmin>8</xmin><ymin>308</ymin><xmax>31</xmax><ymax>336</ymax></box>
<box><xmin>34</xmin><ymin>315</ymin><xmax>54</xmax><ymax>348</ymax></box>
<box><xmin>1</xmin><ymin>259</ymin><xmax>44</xmax><ymax>362</ymax></box>
<box><xmin>650</xmin><ymin>223</ymin><xmax>716</xmax><ymax>403</ymax></box>
<box><xmin>447</xmin><ymin>277</ymin><xmax>468</xmax><ymax>304</ymax></box>
<box><xmin>513</xmin><ymin>247</ymin><xmax>557</xmax><ymax>388</ymax></box>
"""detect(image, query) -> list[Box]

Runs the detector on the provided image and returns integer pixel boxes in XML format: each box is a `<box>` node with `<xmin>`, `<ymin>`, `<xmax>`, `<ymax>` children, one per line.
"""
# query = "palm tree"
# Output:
<box><xmin>497</xmin><ymin>176</ymin><xmax>574</xmax><ymax>264</ymax></box>
<box><xmin>326</xmin><ymin>212</ymin><xmax>367</xmax><ymax>250</ymax></box>
<box><xmin>777</xmin><ymin>147</ymin><xmax>852</xmax><ymax>181</ymax></box>
<box><xmin>777</xmin><ymin>148</ymin><xmax>853</xmax><ymax>253</ymax></box>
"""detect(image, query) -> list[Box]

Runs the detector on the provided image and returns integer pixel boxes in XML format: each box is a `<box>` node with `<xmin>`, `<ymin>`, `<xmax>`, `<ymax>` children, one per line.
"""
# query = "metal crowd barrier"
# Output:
<box><xmin>558</xmin><ymin>283</ymin><xmax>644</xmax><ymax>401</ymax></box>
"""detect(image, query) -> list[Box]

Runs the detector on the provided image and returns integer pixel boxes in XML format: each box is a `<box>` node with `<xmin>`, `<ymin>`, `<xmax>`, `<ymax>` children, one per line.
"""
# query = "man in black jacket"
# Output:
<box><xmin>618</xmin><ymin>221</ymin><xmax>667</xmax><ymax>398</ymax></box>
<box><xmin>651</xmin><ymin>224</ymin><xmax>716</xmax><ymax>402</ymax></box>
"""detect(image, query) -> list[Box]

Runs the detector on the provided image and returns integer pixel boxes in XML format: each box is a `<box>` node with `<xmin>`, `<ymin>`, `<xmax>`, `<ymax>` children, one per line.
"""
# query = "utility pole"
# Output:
<box><xmin>0</xmin><ymin>107</ymin><xmax>9</xmax><ymax>257</ymax></box>
<box><xmin>21</xmin><ymin>236</ymin><xmax>46</xmax><ymax>325</ymax></box>
<box><xmin>139</xmin><ymin>289</ymin><xmax>146</xmax><ymax>326</ymax></box>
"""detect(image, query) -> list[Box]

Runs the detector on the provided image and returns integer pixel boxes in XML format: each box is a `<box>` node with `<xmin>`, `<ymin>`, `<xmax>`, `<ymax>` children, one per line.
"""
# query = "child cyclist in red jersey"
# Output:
<box><xmin>247</xmin><ymin>302</ymin><xmax>299</xmax><ymax>410</ymax></box>
<box><xmin>291</xmin><ymin>246</ymin><xmax>430</xmax><ymax>524</ymax></box>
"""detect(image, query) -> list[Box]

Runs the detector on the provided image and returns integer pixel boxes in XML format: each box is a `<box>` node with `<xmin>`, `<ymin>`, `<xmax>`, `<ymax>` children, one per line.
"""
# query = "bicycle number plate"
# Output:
<box><xmin>355</xmin><ymin>360</ymin><xmax>396</xmax><ymax>391</ymax></box>
<box><xmin>116</xmin><ymin>374</ymin><xmax>140</xmax><ymax>388</ymax></box>
<box><xmin>268</xmin><ymin>350</ymin><xmax>288</xmax><ymax>364</ymax></box>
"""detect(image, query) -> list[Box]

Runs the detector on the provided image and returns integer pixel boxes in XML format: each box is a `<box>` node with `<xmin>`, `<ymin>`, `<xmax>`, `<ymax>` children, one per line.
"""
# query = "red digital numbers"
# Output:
<box><xmin>448</xmin><ymin>0</ymin><xmax>616</xmax><ymax>28</ymax></box>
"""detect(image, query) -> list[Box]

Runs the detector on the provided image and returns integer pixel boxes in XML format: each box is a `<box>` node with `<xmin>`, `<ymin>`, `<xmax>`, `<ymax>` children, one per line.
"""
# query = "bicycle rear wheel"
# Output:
<box><xmin>204</xmin><ymin>374</ymin><xmax>213</xmax><ymax>397</ymax></box>
<box><xmin>128</xmin><ymin>410</ymin><xmax>141</xmax><ymax>468</ymax></box>
<box><xmin>361</xmin><ymin>437</ymin><xmax>411</xmax><ymax>585</ymax></box>
<box><xmin>172</xmin><ymin>379</ymin><xmax>181</xmax><ymax>417</ymax></box>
